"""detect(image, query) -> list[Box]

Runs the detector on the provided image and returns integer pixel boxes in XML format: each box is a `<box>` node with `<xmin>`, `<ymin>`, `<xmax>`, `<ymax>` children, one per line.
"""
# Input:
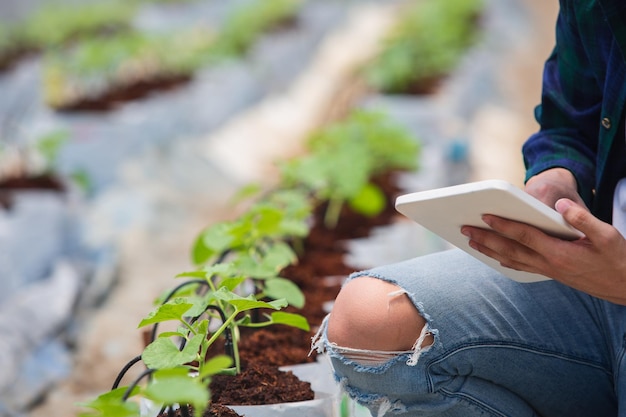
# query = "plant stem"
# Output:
<box><xmin>206</xmin><ymin>309</ymin><xmax>241</xmax><ymax>373</ymax></box>
<box><xmin>324</xmin><ymin>195</ymin><xmax>344</xmax><ymax>229</ymax></box>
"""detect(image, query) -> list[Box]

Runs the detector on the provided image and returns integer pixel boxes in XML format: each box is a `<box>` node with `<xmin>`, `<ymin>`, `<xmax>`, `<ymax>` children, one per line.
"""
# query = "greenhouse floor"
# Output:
<box><xmin>17</xmin><ymin>0</ymin><xmax>560</xmax><ymax>416</ymax></box>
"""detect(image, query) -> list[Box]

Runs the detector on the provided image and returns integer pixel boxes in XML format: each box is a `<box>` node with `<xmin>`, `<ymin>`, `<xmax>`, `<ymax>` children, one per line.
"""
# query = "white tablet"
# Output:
<box><xmin>394</xmin><ymin>179</ymin><xmax>584</xmax><ymax>282</ymax></box>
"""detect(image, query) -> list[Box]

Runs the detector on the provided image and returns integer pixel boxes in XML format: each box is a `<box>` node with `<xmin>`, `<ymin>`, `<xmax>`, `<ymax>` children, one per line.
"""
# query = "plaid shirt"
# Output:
<box><xmin>522</xmin><ymin>0</ymin><xmax>626</xmax><ymax>223</ymax></box>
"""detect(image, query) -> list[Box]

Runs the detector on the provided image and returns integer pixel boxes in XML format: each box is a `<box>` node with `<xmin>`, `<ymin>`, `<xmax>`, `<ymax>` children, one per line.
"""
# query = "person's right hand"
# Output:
<box><xmin>524</xmin><ymin>167</ymin><xmax>587</xmax><ymax>210</ymax></box>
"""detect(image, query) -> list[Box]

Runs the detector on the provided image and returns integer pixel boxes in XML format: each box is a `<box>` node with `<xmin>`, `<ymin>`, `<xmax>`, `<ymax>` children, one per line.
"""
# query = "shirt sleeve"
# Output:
<box><xmin>522</xmin><ymin>1</ymin><xmax>602</xmax><ymax>206</ymax></box>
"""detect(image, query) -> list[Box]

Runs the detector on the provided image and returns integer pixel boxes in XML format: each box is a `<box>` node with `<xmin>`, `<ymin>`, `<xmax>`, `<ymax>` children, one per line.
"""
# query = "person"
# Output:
<box><xmin>311</xmin><ymin>0</ymin><xmax>626</xmax><ymax>416</ymax></box>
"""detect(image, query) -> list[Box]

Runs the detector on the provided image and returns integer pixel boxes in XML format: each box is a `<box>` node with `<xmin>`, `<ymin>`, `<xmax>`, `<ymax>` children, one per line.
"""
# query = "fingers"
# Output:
<box><xmin>555</xmin><ymin>198</ymin><xmax>612</xmax><ymax>243</ymax></box>
<box><xmin>479</xmin><ymin>214</ymin><xmax>550</xmax><ymax>250</ymax></box>
<box><xmin>465</xmin><ymin>234</ymin><xmax>542</xmax><ymax>274</ymax></box>
<box><xmin>555</xmin><ymin>198</ymin><xmax>589</xmax><ymax>231</ymax></box>
<box><xmin>461</xmin><ymin>223</ymin><xmax>546</xmax><ymax>273</ymax></box>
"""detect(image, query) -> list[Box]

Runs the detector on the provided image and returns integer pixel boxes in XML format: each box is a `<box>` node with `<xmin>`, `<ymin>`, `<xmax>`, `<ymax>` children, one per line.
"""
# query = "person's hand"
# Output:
<box><xmin>524</xmin><ymin>167</ymin><xmax>587</xmax><ymax>209</ymax></box>
<box><xmin>461</xmin><ymin>198</ymin><xmax>626</xmax><ymax>305</ymax></box>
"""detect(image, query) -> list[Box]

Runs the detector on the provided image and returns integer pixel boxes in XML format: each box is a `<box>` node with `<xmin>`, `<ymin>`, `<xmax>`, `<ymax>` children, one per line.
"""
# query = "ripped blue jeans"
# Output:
<box><xmin>312</xmin><ymin>249</ymin><xmax>626</xmax><ymax>417</ymax></box>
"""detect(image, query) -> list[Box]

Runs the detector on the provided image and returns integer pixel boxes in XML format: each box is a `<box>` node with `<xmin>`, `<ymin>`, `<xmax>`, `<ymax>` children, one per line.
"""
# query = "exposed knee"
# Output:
<box><xmin>327</xmin><ymin>277</ymin><xmax>432</xmax><ymax>351</ymax></box>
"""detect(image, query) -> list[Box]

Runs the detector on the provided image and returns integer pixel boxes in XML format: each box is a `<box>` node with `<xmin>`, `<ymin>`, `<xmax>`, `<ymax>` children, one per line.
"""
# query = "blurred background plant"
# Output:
<box><xmin>0</xmin><ymin>130</ymin><xmax>67</xmax><ymax>181</ymax></box>
<box><xmin>364</xmin><ymin>0</ymin><xmax>484</xmax><ymax>94</ymax></box>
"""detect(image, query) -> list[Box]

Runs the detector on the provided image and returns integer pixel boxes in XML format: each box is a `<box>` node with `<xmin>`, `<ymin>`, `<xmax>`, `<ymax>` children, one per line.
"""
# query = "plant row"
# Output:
<box><xmin>78</xmin><ymin>108</ymin><xmax>421</xmax><ymax>417</ymax></box>
<box><xmin>0</xmin><ymin>0</ymin><xmax>303</xmax><ymax>110</ymax></box>
<box><xmin>2</xmin><ymin>0</ymin><xmax>485</xmax><ymax>112</ymax></box>
<box><xmin>365</xmin><ymin>0</ymin><xmax>484</xmax><ymax>94</ymax></box>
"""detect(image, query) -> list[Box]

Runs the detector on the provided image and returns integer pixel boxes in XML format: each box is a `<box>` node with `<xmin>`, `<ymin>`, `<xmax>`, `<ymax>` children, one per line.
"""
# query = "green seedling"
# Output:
<box><xmin>79</xmin><ymin>267</ymin><xmax>308</xmax><ymax>417</ymax></box>
<box><xmin>213</xmin><ymin>0</ymin><xmax>303</xmax><ymax>57</ymax></box>
<box><xmin>192</xmin><ymin>188</ymin><xmax>312</xmax><ymax>266</ymax></box>
<box><xmin>280</xmin><ymin>109</ymin><xmax>420</xmax><ymax>228</ymax></box>
<box><xmin>365</xmin><ymin>0</ymin><xmax>484</xmax><ymax>93</ymax></box>
<box><xmin>42</xmin><ymin>26</ymin><xmax>215</xmax><ymax>109</ymax></box>
<box><xmin>0</xmin><ymin>130</ymin><xmax>74</xmax><ymax>183</ymax></box>
<box><xmin>18</xmin><ymin>1</ymin><xmax>137</xmax><ymax>50</ymax></box>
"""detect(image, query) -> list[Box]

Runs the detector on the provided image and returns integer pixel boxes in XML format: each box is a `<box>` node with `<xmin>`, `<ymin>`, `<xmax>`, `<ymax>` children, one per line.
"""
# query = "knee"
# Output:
<box><xmin>327</xmin><ymin>277</ymin><xmax>432</xmax><ymax>351</ymax></box>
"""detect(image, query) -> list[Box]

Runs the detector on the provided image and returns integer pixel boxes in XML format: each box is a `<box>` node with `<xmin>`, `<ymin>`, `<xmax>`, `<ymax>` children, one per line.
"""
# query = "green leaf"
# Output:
<box><xmin>144</xmin><ymin>368</ymin><xmax>209</xmax><ymax>416</ymax></box>
<box><xmin>198</xmin><ymin>355</ymin><xmax>233</xmax><ymax>380</ymax></box>
<box><xmin>36</xmin><ymin>130</ymin><xmax>68</xmax><ymax>168</ymax></box>
<box><xmin>192</xmin><ymin>223</ymin><xmax>235</xmax><ymax>265</ymax></box>
<box><xmin>250</xmin><ymin>205</ymin><xmax>284</xmax><ymax>236</ymax></box>
<box><xmin>191</xmin><ymin>233</ymin><xmax>212</xmax><ymax>266</ymax></box>
<box><xmin>175</xmin><ymin>271</ymin><xmax>208</xmax><ymax>279</ymax></box>
<box><xmin>77</xmin><ymin>387</ymin><xmax>140</xmax><ymax>417</ymax></box>
<box><xmin>261</xmin><ymin>242</ymin><xmax>297</xmax><ymax>271</ymax></box>
<box><xmin>264</xmin><ymin>278</ymin><xmax>305</xmax><ymax>309</ymax></box>
<box><xmin>233</xmin><ymin>243</ymin><xmax>295</xmax><ymax>279</ymax></box>
<box><xmin>348</xmin><ymin>183</ymin><xmax>386</xmax><ymax>217</ymax></box>
<box><xmin>142</xmin><ymin>333</ymin><xmax>204</xmax><ymax>369</ymax></box>
<box><xmin>231</xmin><ymin>183</ymin><xmax>263</xmax><ymax>204</ymax></box>
<box><xmin>216</xmin><ymin>276</ymin><xmax>247</xmax><ymax>291</ymax></box>
<box><xmin>231</xmin><ymin>297</ymin><xmax>288</xmax><ymax>312</ymax></box>
<box><xmin>232</xmin><ymin>253</ymin><xmax>274</xmax><ymax>278</ymax></box>
<box><xmin>158</xmin><ymin>331</ymin><xmax>186</xmax><ymax>339</ymax></box>
<box><xmin>212</xmin><ymin>287</ymin><xmax>287</xmax><ymax>312</ymax></box>
<box><xmin>270</xmin><ymin>311</ymin><xmax>310</xmax><ymax>331</ymax></box>
<box><xmin>138</xmin><ymin>299</ymin><xmax>193</xmax><ymax>328</ymax></box>
<box><xmin>204</xmin><ymin>262</ymin><xmax>238</xmax><ymax>275</ymax></box>
<box><xmin>182</xmin><ymin>295</ymin><xmax>213</xmax><ymax>319</ymax></box>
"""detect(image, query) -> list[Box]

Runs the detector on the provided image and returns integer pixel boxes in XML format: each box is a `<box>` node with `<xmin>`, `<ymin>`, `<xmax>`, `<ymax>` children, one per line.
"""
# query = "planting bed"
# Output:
<box><xmin>126</xmin><ymin>171</ymin><xmax>405</xmax><ymax>417</ymax></box>
<box><xmin>221</xmin><ymin>171</ymin><xmax>402</xmax><ymax>414</ymax></box>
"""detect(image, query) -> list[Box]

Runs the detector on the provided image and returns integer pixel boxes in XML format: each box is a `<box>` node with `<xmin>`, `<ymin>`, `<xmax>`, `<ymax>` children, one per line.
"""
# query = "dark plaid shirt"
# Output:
<box><xmin>522</xmin><ymin>0</ymin><xmax>626</xmax><ymax>223</ymax></box>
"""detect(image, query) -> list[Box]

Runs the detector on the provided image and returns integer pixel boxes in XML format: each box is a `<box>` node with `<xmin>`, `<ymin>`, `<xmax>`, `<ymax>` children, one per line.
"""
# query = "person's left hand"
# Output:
<box><xmin>461</xmin><ymin>198</ymin><xmax>626</xmax><ymax>305</ymax></box>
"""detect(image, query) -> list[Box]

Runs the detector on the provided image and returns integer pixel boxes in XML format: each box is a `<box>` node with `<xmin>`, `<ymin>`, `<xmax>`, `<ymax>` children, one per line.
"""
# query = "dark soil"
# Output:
<box><xmin>203</xmin><ymin>404</ymin><xmax>242</xmax><ymax>417</ymax></box>
<box><xmin>55</xmin><ymin>74</ymin><xmax>192</xmax><ymax>112</ymax></box>
<box><xmin>0</xmin><ymin>47</ymin><xmax>32</xmax><ymax>73</ymax></box>
<box><xmin>0</xmin><ymin>174</ymin><xmax>66</xmax><ymax>209</ymax></box>
<box><xmin>399</xmin><ymin>75</ymin><xmax>445</xmax><ymax>96</ymax></box>
<box><xmin>372</xmin><ymin>74</ymin><xmax>444</xmax><ymax>96</ymax></box>
<box><xmin>210</xmin><ymin>363</ymin><xmax>314</xmax><ymax>406</ymax></box>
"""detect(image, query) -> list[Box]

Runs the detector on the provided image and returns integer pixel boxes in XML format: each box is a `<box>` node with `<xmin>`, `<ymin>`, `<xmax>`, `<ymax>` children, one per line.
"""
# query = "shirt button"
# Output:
<box><xmin>602</xmin><ymin>117</ymin><xmax>612</xmax><ymax>129</ymax></box>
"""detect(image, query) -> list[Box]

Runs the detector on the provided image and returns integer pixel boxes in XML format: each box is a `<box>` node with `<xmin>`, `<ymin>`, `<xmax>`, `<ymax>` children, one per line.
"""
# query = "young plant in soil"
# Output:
<box><xmin>0</xmin><ymin>129</ymin><xmax>87</xmax><ymax>209</ymax></box>
<box><xmin>79</xmin><ymin>192</ymin><xmax>311</xmax><ymax>417</ymax></box>
<box><xmin>279</xmin><ymin>109</ymin><xmax>420</xmax><ymax>228</ymax></box>
<box><xmin>0</xmin><ymin>23</ymin><xmax>23</xmax><ymax>72</ymax></box>
<box><xmin>211</xmin><ymin>0</ymin><xmax>303</xmax><ymax>57</ymax></box>
<box><xmin>364</xmin><ymin>0</ymin><xmax>484</xmax><ymax>94</ymax></box>
<box><xmin>78</xmin><ymin>106</ymin><xmax>421</xmax><ymax>416</ymax></box>
<box><xmin>0</xmin><ymin>130</ymin><xmax>66</xmax><ymax>182</ymax></box>
<box><xmin>0</xmin><ymin>1</ymin><xmax>136</xmax><ymax>71</ymax></box>
<box><xmin>79</xmin><ymin>267</ymin><xmax>309</xmax><ymax>416</ymax></box>
<box><xmin>42</xmin><ymin>27</ymin><xmax>215</xmax><ymax>111</ymax></box>
<box><xmin>17</xmin><ymin>1</ymin><xmax>137</xmax><ymax>50</ymax></box>
<box><xmin>40</xmin><ymin>0</ymin><xmax>303</xmax><ymax>111</ymax></box>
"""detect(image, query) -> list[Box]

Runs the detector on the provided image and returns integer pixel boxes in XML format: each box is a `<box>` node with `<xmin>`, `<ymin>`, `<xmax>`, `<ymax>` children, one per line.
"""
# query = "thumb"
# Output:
<box><xmin>555</xmin><ymin>198</ymin><xmax>599</xmax><ymax>239</ymax></box>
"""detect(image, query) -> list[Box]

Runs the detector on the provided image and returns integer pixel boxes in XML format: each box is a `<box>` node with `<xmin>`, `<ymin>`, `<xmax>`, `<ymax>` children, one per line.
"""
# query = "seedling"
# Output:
<box><xmin>279</xmin><ymin>110</ymin><xmax>420</xmax><ymax>228</ymax></box>
<box><xmin>191</xmin><ymin>188</ymin><xmax>312</xmax><ymax>283</ymax></box>
<box><xmin>42</xmin><ymin>27</ymin><xmax>215</xmax><ymax>109</ymax></box>
<box><xmin>212</xmin><ymin>0</ymin><xmax>303</xmax><ymax>57</ymax></box>
<box><xmin>17</xmin><ymin>1</ymin><xmax>137</xmax><ymax>50</ymax></box>
<box><xmin>365</xmin><ymin>0</ymin><xmax>484</xmax><ymax>93</ymax></box>
<box><xmin>79</xmin><ymin>263</ymin><xmax>309</xmax><ymax>416</ymax></box>
<box><xmin>0</xmin><ymin>130</ymin><xmax>69</xmax><ymax>181</ymax></box>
